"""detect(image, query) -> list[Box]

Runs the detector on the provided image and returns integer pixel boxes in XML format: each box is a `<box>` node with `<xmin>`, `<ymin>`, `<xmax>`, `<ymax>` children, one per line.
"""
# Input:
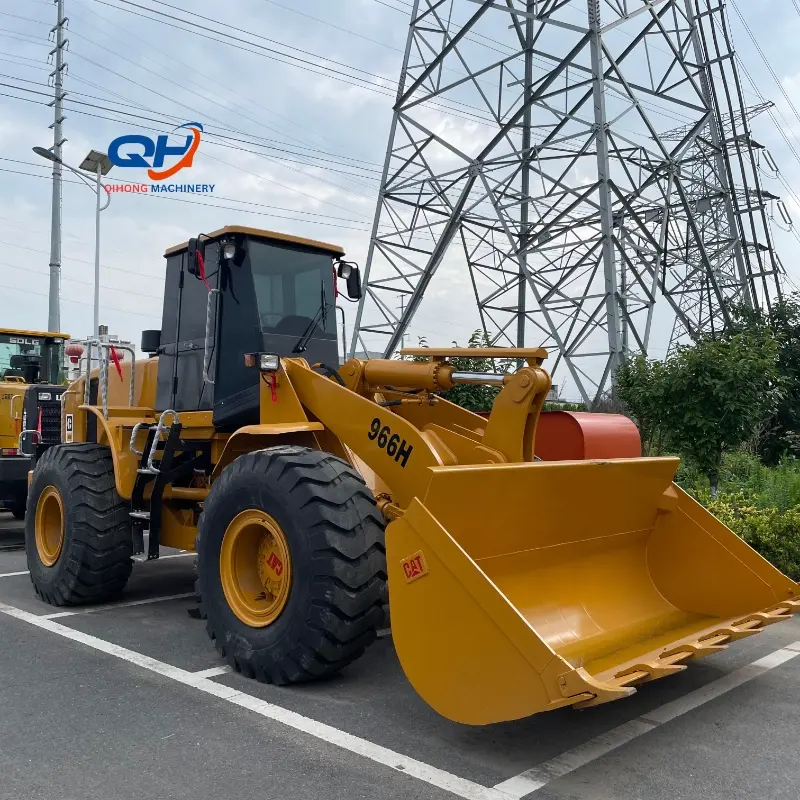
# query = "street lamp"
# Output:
<box><xmin>33</xmin><ymin>146</ymin><xmax>113</xmax><ymax>337</ymax></box>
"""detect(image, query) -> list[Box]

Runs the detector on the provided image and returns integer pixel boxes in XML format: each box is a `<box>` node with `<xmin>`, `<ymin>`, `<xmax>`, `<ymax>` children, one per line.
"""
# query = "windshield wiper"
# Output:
<box><xmin>292</xmin><ymin>280</ymin><xmax>329</xmax><ymax>354</ymax></box>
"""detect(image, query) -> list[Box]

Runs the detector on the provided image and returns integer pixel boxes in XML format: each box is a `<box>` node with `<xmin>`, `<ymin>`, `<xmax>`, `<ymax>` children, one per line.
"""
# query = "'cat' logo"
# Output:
<box><xmin>401</xmin><ymin>551</ymin><xmax>428</xmax><ymax>583</ymax></box>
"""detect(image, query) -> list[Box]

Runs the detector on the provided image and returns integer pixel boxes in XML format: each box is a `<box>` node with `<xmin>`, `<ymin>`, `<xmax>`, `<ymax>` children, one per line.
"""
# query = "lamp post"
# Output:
<box><xmin>33</xmin><ymin>146</ymin><xmax>113</xmax><ymax>337</ymax></box>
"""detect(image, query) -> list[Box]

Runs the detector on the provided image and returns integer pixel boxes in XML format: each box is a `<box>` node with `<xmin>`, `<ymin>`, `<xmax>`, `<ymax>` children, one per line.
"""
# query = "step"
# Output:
<box><xmin>137</xmin><ymin>468</ymin><xmax>159</xmax><ymax>475</ymax></box>
<box><xmin>132</xmin><ymin>553</ymin><xmax>159</xmax><ymax>563</ymax></box>
<box><xmin>129</xmin><ymin>511</ymin><xmax>150</xmax><ymax>520</ymax></box>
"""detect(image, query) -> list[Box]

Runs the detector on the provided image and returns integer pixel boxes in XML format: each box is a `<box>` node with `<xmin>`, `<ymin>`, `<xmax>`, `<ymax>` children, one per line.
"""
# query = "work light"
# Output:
<box><xmin>259</xmin><ymin>353</ymin><xmax>280</xmax><ymax>372</ymax></box>
<box><xmin>244</xmin><ymin>352</ymin><xmax>280</xmax><ymax>371</ymax></box>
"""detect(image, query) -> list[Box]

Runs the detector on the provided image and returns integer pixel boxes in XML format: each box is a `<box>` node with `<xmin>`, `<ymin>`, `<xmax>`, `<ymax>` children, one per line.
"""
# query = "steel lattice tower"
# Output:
<box><xmin>351</xmin><ymin>0</ymin><xmax>785</xmax><ymax>404</ymax></box>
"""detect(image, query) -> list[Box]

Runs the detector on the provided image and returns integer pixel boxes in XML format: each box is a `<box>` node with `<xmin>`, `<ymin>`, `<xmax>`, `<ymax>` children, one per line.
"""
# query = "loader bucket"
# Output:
<box><xmin>387</xmin><ymin>458</ymin><xmax>800</xmax><ymax>725</ymax></box>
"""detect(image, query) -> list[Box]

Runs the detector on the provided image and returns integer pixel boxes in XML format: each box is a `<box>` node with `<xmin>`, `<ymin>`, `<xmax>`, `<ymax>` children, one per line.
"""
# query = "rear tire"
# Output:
<box><xmin>196</xmin><ymin>446</ymin><xmax>387</xmax><ymax>683</ymax></box>
<box><xmin>25</xmin><ymin>444</ymin><xmax>133</xmax><ymax>606</ymax></box>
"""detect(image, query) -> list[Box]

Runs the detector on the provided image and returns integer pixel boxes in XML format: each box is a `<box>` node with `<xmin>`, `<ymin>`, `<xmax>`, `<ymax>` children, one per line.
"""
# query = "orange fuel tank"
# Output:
<box><xmin>533</xmin><ymin>411</ymin><xmax>641</xmax><ymax>461</ymax></box>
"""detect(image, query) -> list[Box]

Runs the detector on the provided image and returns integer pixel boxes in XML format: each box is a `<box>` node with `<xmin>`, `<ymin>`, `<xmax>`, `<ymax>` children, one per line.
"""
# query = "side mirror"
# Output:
<box><xmin>186</xmin><ymin>237</ymin><xmax>206</xmax><ymax>278</ymax></box>
<box><xmin>141</xmin><ymin>329</ymin><xmax>161</xmax><ymax>356</ymax></box>
<box><xmin>337</xmin><ymin>261</ymin><xmax>362</xmax><ymax>300</ymax></box>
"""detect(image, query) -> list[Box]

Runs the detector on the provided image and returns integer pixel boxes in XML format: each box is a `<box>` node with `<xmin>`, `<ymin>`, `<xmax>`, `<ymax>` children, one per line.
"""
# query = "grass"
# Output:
<box><xmin>676</xmin><ymin>452</ymin><xmax>800</xmax><ymax>511</ymax></box>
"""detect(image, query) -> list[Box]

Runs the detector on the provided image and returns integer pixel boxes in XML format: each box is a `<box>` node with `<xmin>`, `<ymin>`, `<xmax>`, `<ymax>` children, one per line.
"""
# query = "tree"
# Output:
<box><xmin>405</xmin><ymin>330</ymin><xmax>513</xmax><ymax>412</ymax></box>
<box><xmin>728</xmin><ymin>294</ymin><xmax>800</xmax><ymax>465</ymax></box>
<box><xmin>615</xmin><ymin>355</ymin><xmax>670</xmax><ymax>455</ymax></box>
<box><xmin>663</xmin><ymin>330</ymin><xmax>779</xmax><ymax>495</ymax></box>
<box><xmin>616</xmin><ymin>329</ymin><xmax>780</xmax><ymax>495</ymax></box>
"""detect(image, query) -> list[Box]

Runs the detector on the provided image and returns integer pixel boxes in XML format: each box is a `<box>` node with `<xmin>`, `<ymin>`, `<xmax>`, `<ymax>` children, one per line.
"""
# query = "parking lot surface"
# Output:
<box><xmin>2</xmin><ymin>510</ymin><xmax>799</xmax><ymax>800</ymax></box>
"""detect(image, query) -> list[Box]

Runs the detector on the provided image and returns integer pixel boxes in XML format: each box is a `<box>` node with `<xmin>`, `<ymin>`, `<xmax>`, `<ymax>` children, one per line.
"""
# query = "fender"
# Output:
<box><xmin>80</xmin><ymin>405</ymin><xmax>144</xmax><ymax>500</ymax></box>
<box><xmin>211</xmin><ymin>422</ymin><xmax>324</xmax><ymax>479</ymax></box>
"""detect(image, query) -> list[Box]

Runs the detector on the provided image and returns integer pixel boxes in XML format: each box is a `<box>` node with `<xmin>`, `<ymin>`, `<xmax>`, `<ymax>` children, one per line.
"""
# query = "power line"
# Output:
<box><xmin>0</xmin><ymin>156</ymin><xmax>377</xmax><ymax>227</ymax></box>
<box><xmin>729</xmin><ymin>1</ymin><xmax>800</xmax><ymax>133</ymax></box>
<box><xmin>70</xmin><ymin>0</ymin><xmax>369</xmax><ymax>157</ymax></box>
<box><xmin>0</xmin><ymin>164</ymin><xmax>376</xmax><ymax>234</ymax></box>
<box><xmin>83</xmin><ymin>0</ymin><xmax>503</xmax><ymax>128</ymax></box>
<box><xmin>2</xmin><ymin>86</ymin><xmax>379</xmax><ymax>216</ymax></box>
<box><xmin>2</xmin><ymin>74</ymin><xmax>383</xmax><ymax>184</ymax></box>
<box><xmin>0</xmin><ymin>259</ymin><xmax>163</xmax><ymax>300</ymax></box>
<box><xmin>62</xmin><ymin>18</ymin><xmax>383</xmax><ymax>174</ymax></box>
<box><xmin>0</xmin><ymin>281</ymin><xmax>161</xmax><ymax>321</ymax></box>
<box><xmin>258</xmin><ymin>0</ymin><xmax>400</xmax><ymax>51</ymax></box>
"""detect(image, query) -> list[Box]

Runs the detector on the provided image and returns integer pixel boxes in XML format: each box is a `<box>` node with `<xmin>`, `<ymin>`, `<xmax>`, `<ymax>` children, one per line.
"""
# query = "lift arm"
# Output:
<box><xmin>281</xmin><ymin>349</ymin><xmax>551</xmax><ymax>508</ymax></box>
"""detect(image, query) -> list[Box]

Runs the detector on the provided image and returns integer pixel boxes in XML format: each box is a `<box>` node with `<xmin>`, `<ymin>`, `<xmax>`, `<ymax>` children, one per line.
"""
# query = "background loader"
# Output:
<box><xmin>25</xmin><ymin>225</ymin><xmax>800</xmax><ymax>725</ymax></box>
<box><xmin>0</xmin><ymin>328</ymin><xmax>68</xmax><ymax>519</ymax></box>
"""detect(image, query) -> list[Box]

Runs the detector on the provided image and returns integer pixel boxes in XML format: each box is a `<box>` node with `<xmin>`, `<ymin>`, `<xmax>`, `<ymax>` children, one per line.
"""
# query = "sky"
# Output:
<box><xmin>1</xmin><ymin>0</ymin><xmax>800</xmax><ymax>399</ymax></box>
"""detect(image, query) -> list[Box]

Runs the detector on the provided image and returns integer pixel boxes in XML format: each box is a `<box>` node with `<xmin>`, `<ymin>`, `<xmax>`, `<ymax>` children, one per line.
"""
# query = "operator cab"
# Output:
<box><xmin>150</xmin><ymin>226</ymin><xmax>361</xmax><ymax>429</ymax></box>
<box><xmin>0</xmin><ymin>330</ymin><xmax>67</xmax><ymax>384</ymax></box>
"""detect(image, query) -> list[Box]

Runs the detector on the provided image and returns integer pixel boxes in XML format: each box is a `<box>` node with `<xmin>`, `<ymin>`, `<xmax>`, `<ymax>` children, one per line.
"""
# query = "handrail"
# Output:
<box><xmin>10</xmin><ymin>393</ymin><xmax>22</xmax><ymax>423</ymax></box>
<box><xmin>146</xmin><ymin>409</ymin><xmax>178</xmax><ymax>473</ymax></box>
<box><xmin>17</xmin><ymin>429</ymin><xmax>41</xmax><ymax>457</ymax></box>
<box><xmin>81</xmin><ymin>339</ymin><xmax>137</xmax><ymax>419</ymax></box>
<box><xmin>203</xmin><ymin>288</ymin><xmax>220</xmax><ymax>385</ymax></box>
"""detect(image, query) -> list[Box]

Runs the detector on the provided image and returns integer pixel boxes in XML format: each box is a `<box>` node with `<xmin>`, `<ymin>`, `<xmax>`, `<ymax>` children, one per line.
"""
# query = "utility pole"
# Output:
<box><xmin>47</xmin><ymin>0</ymin><xmax>67</xmax><ymax>333</ymax></box>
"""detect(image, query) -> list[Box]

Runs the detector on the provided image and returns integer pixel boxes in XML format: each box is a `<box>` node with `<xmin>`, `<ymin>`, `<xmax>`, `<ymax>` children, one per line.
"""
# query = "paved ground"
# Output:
<box><xmin>1</xmin><ymin>509</ymin><xmax>799</xmax><ymax>800</ymax></box>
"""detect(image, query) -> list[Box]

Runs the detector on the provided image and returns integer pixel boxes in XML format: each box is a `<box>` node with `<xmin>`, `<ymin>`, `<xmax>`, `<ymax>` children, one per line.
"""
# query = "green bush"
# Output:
<box><xmin>703</xmin><ymin>492</ymin><xmax>800</xmax><ymax>580</ymax></box>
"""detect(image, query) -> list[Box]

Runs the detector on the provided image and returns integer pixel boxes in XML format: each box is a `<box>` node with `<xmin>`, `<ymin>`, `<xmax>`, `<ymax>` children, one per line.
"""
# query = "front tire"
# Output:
<box><xmin>25</xmin><ymin>444</ymin><xmax>133</xmax><ymax>606</ymax></box>
<box><xmin>196</xmin><ymin>446</ymin><xmax>387</xmax><ymax>683</ymax></box>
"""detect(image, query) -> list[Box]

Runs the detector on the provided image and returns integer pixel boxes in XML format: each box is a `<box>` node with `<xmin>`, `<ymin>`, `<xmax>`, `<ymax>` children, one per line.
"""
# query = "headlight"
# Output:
<box><xmin>259</xmin><ymin>353</ymin><xmax>280</xmax><ymax>372</ymax></box>
<box><xmin>337</xmin><ymin>262</ymin><xmax>353</xmax><ymax>279</ymax></box>
<box><xmin>222</xmin><ymin>242</ymin><xmax>237</xmax><ymax>260</ymax></box>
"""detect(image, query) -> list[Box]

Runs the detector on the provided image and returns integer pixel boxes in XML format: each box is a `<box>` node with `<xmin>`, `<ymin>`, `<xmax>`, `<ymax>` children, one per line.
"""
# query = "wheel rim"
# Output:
<box><xmin>220</xmin><ymin>509</ymin><xmax>292</xmax><ymax>628</ymax></box>
<box><xmin>35</xmin><ymin>486</ymin><xmax>64</xmax><ymax>567</ymax></box>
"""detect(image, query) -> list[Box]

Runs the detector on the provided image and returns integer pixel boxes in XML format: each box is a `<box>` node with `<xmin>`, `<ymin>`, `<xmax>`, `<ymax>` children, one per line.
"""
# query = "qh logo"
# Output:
<box><xmin>106</xmin><ymin>122</ymin><xmax>215</xmax><ymax>195</ymax></box>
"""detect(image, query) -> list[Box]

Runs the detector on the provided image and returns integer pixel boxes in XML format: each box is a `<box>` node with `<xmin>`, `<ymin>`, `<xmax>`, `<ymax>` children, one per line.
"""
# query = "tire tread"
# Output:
<box><xmin>26</xmin><ymin>443</ymin><xmax>132</xmax><ymax>605</ymax></box>
<box><xmin>196</xmin><ymin>445</ymin><xmax>387</xmax><ymax>684</ymax></box>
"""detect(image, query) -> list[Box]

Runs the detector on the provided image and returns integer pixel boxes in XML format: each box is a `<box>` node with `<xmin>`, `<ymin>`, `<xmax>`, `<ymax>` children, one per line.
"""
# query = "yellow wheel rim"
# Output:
<box><xmin>35</xmin><ymin>486</ymin><xmax>64</xmax><ymax>567</ymax></box>
<box><xmin>220</xmin><ymin>509</ymin><xmax>292</xmax><ymax>628</ymax></box>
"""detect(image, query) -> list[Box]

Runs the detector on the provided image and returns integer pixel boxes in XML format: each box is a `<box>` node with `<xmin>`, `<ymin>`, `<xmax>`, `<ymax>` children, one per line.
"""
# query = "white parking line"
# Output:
<box><xmin>0</xmin><ymin>601</ymin><xmax>512</xmax><ymax>800</ymax></box>
<box><xmin>0</xmin><ymin>571</ymin><xmax>29</xmax><ymax>579</ymax></box>
<box><xmin>193</xmin><ymin>665</ymin><xmax>232</xmax><ymax>678</ymax></box>
<box><xmin>42</xmin><ymin>592</ymin><xmax>194</xmax><ymax>619</ymax></box>
<box><xmin>494</xmin><ymin>641</ymin><xmax>800</xmax><ymax>798</ymax></box>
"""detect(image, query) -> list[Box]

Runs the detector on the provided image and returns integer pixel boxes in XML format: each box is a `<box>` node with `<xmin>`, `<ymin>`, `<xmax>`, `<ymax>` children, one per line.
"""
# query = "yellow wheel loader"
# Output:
<box><xmin>0</xmin><ymin>328</ymin><xmax>69</xmax><ymax>519</ymax></box>
<box><xmin>26</xmin><ymin>225</ymin><xmax>800</xmax><ymax>724</ymax></box>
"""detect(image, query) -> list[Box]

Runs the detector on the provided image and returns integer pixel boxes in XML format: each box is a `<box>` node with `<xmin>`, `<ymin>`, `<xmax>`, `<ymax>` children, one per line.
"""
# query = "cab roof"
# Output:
<box><xmin>163</xmin><ymin>225</ymin><xmax>345</xmax><ymax>257</ymax></box>
<box><xmin>0</xmin><ymin>327</ymin><xmax>70</xmax><ymax>339</ymax></box>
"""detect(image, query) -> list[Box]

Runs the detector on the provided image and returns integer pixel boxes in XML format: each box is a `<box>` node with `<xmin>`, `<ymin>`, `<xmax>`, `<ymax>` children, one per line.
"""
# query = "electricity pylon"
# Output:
<box><xmin>351</xmin><ymin>0</ymin><xmax>785</xmax><ymax>404</ymax></box>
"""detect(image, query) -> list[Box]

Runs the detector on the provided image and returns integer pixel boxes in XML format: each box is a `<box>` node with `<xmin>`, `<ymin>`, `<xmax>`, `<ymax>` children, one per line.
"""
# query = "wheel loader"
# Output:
<box><xmin>26</xmin><ymin>225</ymin><xmax>799</xmax><ymax>725</ymax></box>
<box><xmin>0</xmin><ymin>328</ymin><xmax>69</xmax><ymax>519</ymax></box>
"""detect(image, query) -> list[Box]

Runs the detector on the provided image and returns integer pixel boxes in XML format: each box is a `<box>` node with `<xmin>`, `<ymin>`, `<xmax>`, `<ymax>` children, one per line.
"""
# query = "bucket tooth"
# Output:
<box><xmin>614</xmin><ymin>661</ymin><xmax>688</xmax><ymax>686</ymax></box>
<box><xmin>661</xmin><ymin>641</ymin><xmax>728</xmax><ymax>660</ymax></box>
<box><xmin>559</xmin><ymin>668</ymin><xmax>637</xmax><ymax>709</ymax></box>
<box><xmin>734</xmin><ymin>610</ymin><xmax>789</xmax><ymax>629</ymax></box>
<box><xmin>613</xmin><ymin>670</ymin><xmax>649</xmax><ymax>687</ymax></box>
<box><xmin>699</xmin><ymin>625</ymin><xmax>760</xmax><ymax>644</ymax></box>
